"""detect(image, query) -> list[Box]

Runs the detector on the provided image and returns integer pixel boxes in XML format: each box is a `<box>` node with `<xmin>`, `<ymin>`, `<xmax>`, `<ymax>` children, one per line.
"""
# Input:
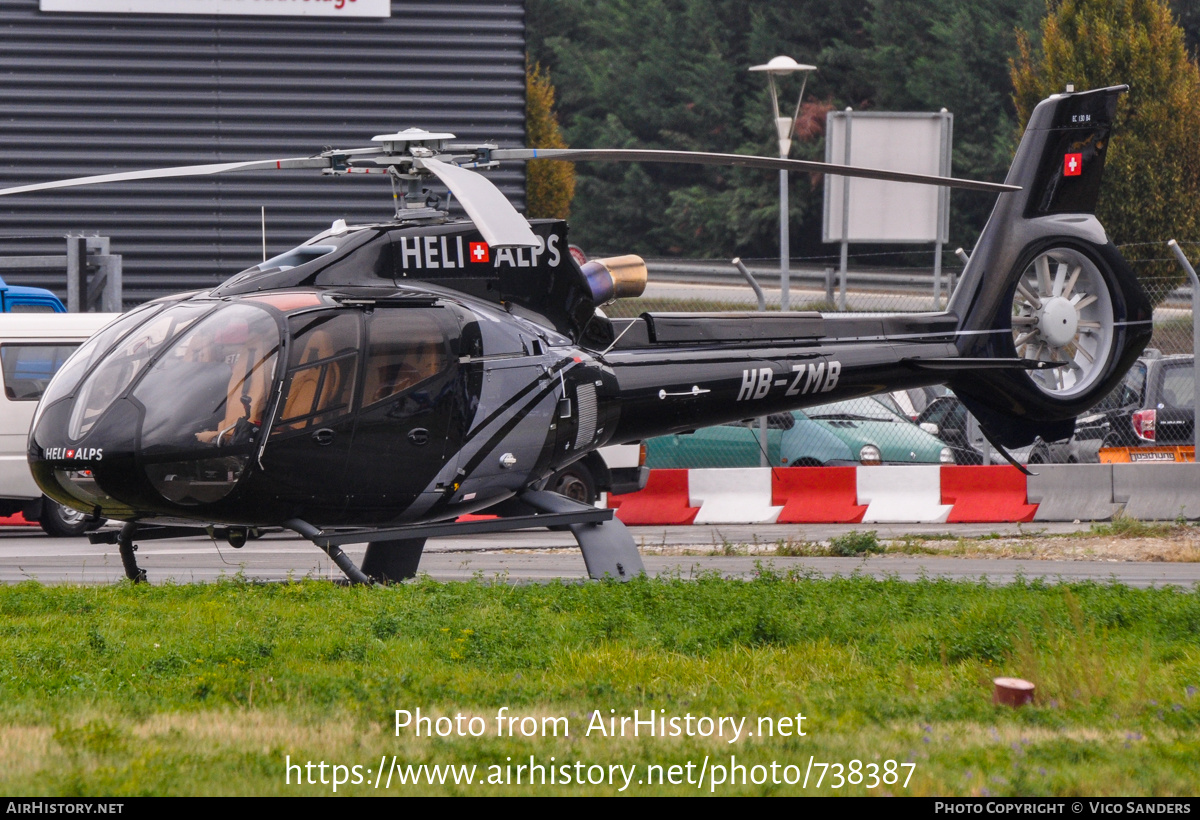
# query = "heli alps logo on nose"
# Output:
<box><xmin>44</xmin><ymin>447</ymin><xmax>103</xmax><ymax>461</ymax></box>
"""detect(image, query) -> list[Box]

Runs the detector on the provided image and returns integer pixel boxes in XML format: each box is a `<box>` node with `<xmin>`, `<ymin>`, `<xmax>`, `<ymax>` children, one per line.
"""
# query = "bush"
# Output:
<box><xmin>829</xmin><ymin>529</ymin><xmax>883</xmax><ymax>556</ymax></box>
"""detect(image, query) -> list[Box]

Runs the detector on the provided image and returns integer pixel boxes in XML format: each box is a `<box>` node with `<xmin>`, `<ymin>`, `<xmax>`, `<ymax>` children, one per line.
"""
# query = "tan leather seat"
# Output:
<box><xmin>280</xmin><ymin>330</ymin><xmax>335</xmax><ymax>426</ymax></box>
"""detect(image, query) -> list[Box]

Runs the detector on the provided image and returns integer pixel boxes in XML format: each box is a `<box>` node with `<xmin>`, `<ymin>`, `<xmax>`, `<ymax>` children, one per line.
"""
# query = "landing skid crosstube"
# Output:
<box><xmin>91</xmin><ymin>491</ymin><xmax>645</xmax><ymax>584</ymax></box>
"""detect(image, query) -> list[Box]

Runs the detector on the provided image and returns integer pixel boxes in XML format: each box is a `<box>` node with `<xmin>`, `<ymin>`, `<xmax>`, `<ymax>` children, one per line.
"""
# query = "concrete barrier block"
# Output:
<box><xmin>942</xmin><ymin>465</ymin><xmax>1037</xmax><ymax>523</ymax></box>
<box><xmin>688</xmin><ymin>468</ymin><xmax>783</xmax><ymax>524</ymax></box>
<box><xmin>773</xmin><ymin>467</ymin><xmax>866</xmax><ymax>523</ymax></box>
<box><xmin>1113</xmin><ymin>463</ymin><xmax>1200</xmax><ymax>520</ymax></box>
<box><xmin>609</xmin><ymin>469</ymin><xmax>699</xmax><ymax>525</ymax></box>
<box><xmin>857</xmin><ymin>465</ymin><xmax>952</xmax><ymax>523</ymax></box>
<box><xmin>1026</xmin><ymin>463</ymin><xmax>1116</xmax><ymax>521</ymax></box>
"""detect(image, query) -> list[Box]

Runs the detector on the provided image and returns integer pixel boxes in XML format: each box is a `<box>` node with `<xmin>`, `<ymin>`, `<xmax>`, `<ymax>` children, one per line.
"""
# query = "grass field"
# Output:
<box><xmin>0</xmin><ymin>572</ymin><xmax>1197</xmax><ymax>796</ymax></box>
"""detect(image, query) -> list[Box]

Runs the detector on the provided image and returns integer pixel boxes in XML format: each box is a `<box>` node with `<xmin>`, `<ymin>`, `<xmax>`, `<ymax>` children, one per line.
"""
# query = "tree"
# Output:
<box><xmin>525</xmin><ymin>62</ymin><xmax>576</xmax><ymax>220</ymax></box>
<box><xmin>1168</xmin><ymin>0</ymin><xmax>1200</xmax><ymax>53</ymax></box>
<box><xmin>864</xmin><ymin>0</ymin><xmax>1044</xmax><ymax>248</ymax></box>
<box><xmin>525</xmin><ymin>0</ymin><xmax>1044</xmax><ymax>260</ymax></box>
<box><xmin>1011</xmin><ymin>0</ymin><xmax>1200</xmax><ymax>290</ymax></box>
<box><xmin>527</xmin><ymin>0</ymin><xmax>743</xmax><ymax>255</ymax></box>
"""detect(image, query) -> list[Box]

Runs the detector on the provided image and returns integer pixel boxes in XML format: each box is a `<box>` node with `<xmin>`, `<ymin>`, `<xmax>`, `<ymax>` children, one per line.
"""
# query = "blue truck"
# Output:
<box><xmin>0</xmin><ymin>276</ymin><xmax>66</xmax><ymax>313</ymax></box>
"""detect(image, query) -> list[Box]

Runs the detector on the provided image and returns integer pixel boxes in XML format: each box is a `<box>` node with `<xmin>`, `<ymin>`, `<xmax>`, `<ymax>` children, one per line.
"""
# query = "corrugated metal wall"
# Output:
<box><xmin>0</xmin><ymin>0</ymin><xmax>526</xmax><ymax>305</ymax></box>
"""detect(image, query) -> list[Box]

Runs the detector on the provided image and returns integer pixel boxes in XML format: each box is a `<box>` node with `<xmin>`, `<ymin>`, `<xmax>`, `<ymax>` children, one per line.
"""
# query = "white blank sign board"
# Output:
<box><xmin>823</xmin><ymin>112</ymin><xmax>951</xmax><ymax>243</ymax></box>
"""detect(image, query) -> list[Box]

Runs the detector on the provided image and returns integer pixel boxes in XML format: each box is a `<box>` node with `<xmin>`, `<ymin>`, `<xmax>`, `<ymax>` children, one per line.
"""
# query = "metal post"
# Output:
<box><xmin>838</xmin><ymin>242</ymin><xmax>848</xmax><ymax>311</ymax></box>
<box><xmin>752</xmin><ymin>58</ymin><xmax>814</xmax><ymax>313</ymax></box>
<box><xmin>780</xmin><ymin>169</ymin><xmax>789</xmax><ymax>311</ymax></box>
<box><xmin>734</xmin><ymin>257</ymin><xmax>769</xmax><ymax>467</ymax></box>
<box><xmin>933</xmin><ymin>242</ymin><xmax>943</xmax><ymax>310</ymax></box>
<box><xmin>90</xmin><ymin>237</ymin><xmax>121</xmax><ymax>312</ymax></box>
<box><xmin>1167</xmin><ymin>239</ymin><xmax>1200</xmax><ymax>459</ymax></box>
<box><xmin>98</xmin><ymin>254</ymin><xmax>122</xmax><ymax>312</ymax></box>
<box><xmin>65</xmin><ymin>236</ymin><xmax>85</xmax><ymax>313</ymax></box>
<box><xmin>934</xmin><ymin>110</ymin><xmax>951</xmax><ymax>310</ymax></box>
<box><xmin>83</xmin><ymin>237</ymin><xmax>108</xmax><ymax>312</ymax></box>
<box><xmin>839</xmin><ymin>108</ymin><xmax>852</xmax><ymax>312</ymax></box>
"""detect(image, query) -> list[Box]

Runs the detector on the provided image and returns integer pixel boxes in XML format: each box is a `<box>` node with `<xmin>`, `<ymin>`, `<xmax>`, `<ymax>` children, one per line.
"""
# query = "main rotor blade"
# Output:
<box><xmin>492</xmin><ymin>148</ymin><xmax>1018</xmax><ymax>194</ymax></box>
<box><xmin>0</xmin><ymin>156</ymin><xmax>330</xmax><ymax>197</ymax></box>
<box><xmin>416</xmin><ymin>157</ymin><xmax>539</xmax><ymax>248</ymax></box>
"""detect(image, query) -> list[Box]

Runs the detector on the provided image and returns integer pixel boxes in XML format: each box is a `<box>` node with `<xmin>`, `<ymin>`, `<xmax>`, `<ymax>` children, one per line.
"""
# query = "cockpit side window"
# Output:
<box><xmin>274</xmin><ymin>312</ymin><xmax>360</xmax><ymax>433</ymax></box>
<box><xmin>133</xmin><ymin>303</ymin><xmax>282</xmax><ymax>506</ymax></box>
<box><xmin>361</xmin><ymin>310</ymin><xmax>452</xmax><ymax>407</ymax></box>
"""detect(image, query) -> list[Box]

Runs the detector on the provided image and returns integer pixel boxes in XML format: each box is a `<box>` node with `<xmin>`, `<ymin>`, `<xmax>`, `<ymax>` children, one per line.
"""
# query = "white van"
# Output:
<box><xmin>0</xmin><ymin>313</ymin><xmax>119</xmax><ymax>535</ymax></box>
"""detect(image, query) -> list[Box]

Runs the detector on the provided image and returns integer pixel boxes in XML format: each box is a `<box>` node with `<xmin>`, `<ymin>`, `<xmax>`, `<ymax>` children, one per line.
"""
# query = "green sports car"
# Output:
<box><xmin>645</xmin><ymin>396</ymin><xmax>955</xmax><ymax>468</ymax></box>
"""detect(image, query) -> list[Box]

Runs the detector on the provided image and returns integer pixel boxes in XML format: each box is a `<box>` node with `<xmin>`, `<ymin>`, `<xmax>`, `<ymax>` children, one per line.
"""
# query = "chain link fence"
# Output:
<box><xmin>605</xmin><ymin>243</ymin><xmax>1197</xmax><ymax>469</ymax></box>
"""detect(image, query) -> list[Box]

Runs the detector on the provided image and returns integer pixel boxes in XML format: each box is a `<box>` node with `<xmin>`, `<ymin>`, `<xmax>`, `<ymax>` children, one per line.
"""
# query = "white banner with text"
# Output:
<box><xmin>41</xmin><ymin>0</ymin><xmax>390</xmax><ymax>18</ymax></box>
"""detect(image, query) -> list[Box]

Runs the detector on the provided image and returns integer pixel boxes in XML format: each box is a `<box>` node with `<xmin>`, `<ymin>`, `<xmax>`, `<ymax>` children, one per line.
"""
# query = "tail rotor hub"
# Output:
<box><xmin>1011</xmin><ymin>247</ymin><xmax>1115</xmax><ymax>398</ymax></box>
<box><xmin>1037</xmin><ymin>296</ymin><xmax>1080</xmax><ymax>348</ymax></box>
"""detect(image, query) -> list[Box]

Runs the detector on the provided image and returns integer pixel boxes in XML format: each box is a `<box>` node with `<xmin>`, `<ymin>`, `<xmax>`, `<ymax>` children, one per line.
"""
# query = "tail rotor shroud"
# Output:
<box><xmin>946</xmin><ymin>86</ymin><xmax>1153</xmax><ymax>447</ymax></box>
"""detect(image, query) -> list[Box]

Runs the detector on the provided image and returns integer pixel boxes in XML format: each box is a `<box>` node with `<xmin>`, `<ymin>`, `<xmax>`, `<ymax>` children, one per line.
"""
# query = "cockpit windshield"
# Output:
<box><xmin>136</xmin><ymin>304</ymin><xmax>281</xmax><ymax>455</ymax></box>
<box><xmin>34</xmin><ymin>303</ymin><xmax>163</xmax><ymax>434</ymax></box>
<box><xmin>68</xmin><ymin>302</ymin><xmax>212</xmax><ymax>440</ymax></box>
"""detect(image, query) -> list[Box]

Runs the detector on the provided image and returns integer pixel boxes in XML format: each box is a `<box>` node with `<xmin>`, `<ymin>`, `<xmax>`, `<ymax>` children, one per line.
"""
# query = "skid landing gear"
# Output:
<box><xmin>361</xmin><ymin>539</ymin><xmax>426</xmax><ymax>583</ymax></box>
<box><xmin>107</xmin><ymin>522</ymin><xmax>206</xmax><ymax>582</ymax></box>
<box><xmin>286</xmin><ymin>490</ymin><xmax>645</xmax><ymax>585</ymax></box>
<box><xmin>94</xmin><ymin>491</ymin><xmax>644</xmax><ymax>586</ymax></box>
<box><xmin>117</xmin><ymin>522</ymin><xmax>146</xmax><ymax>583</ymax></box>
<box><xmin>93</xmin><ymin>522</ymin><xmax>265</xmax><ymax>583</ymax></box>
<box><xmin>518</xmin><ymin>490</ymin><xmax>644</xmax><ymax>581</ymax></box>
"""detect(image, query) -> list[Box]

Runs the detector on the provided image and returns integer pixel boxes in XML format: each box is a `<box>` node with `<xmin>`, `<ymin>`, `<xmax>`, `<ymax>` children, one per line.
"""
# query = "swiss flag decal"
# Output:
<box><xmin>469</xmin><ymin>242</ymin><xmax>489</xmax><ymax>263</ymax></box>
<box><xmin>1064</xmin><ymin>153</ymin><xmax>1083</xmax><ymax>177</ymax></box>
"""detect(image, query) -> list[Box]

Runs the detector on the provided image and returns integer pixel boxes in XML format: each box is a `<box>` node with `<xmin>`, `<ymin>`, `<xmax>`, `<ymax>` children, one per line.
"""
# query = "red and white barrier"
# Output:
<box><xmin>858</xmin><ymin>465</ymin><xmax>952</xmax><ymax>523</ymax></box>
<box><xmin>611</xmin><ymin>465</ymin><xmax>1044</xmax><ymax>525</ymax></box>
<box><xmin>688</xmin><ymin>468</ymin><xmax>783</xmax><ymax>524</ymax></box>
<box><xmin>941</xmin><ymin>466</ymin><xmax>1036</xmax><ymax>523</ymax></box>
<box><xmin>772</xmin><ymin>467</ymin><xmax>866</xmax><ymax>523</ymax></box>
<box><xmin>609</xmin><ymin>469</ymin><xmax>699</xmax><ymax>525</ymax></box>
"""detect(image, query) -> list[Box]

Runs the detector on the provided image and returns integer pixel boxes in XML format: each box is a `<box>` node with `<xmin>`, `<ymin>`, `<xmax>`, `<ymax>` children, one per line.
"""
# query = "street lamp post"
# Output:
<box><xmin>750</xmin><ymin>56</ymin><xmax>815</xmax><ymax>312</ymax></box>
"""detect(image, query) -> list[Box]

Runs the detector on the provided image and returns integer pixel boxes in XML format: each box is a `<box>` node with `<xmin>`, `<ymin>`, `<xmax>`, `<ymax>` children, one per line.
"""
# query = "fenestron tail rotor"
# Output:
<box><xmin>1010</xmin><ymin>247</ymin><xmax>1115</xmax><ymax>399</ymax></box>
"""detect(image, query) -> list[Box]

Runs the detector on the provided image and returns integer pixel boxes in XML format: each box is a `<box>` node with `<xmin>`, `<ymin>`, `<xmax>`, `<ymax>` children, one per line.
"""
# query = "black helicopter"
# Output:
<box><xmin>3</xmin><ymin>85</ymin><xmax>1150</xmax><ymax>584</ymax></box>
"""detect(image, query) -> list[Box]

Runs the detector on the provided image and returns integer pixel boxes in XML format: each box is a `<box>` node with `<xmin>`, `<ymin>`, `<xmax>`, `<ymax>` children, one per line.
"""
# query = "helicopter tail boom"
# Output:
<box><xmin>942</xmin><ymin>85</ymin><xmax>1152</xmax><ymax>447</ymax></box>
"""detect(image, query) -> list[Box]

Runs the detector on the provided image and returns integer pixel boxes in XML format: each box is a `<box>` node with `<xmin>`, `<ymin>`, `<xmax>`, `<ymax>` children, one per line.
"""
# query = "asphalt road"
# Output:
<box><xmin>1</xmin><ymin>522</ymin><xmax>1198</xmax><ymax>588</ymax></box>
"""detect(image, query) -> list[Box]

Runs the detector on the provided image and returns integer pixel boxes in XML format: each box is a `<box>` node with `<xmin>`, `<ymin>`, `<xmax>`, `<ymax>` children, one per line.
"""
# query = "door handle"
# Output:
<box><xmin>312</xmin><ymin>428</ymin><xmax>335</xmax><ymax>446</ymax></box>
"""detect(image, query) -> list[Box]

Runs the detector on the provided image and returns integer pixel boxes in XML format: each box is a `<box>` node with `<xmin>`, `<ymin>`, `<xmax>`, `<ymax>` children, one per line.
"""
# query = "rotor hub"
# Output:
<box><xmin>1037</xmin><ymin>296</ymin><xmax>1079</xmax><ymax>348</ymax></box>
<box><xmin>1010</xmin><ymin>247</ymin><xmax>1115</xmax><ymax>399</ymax></box>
